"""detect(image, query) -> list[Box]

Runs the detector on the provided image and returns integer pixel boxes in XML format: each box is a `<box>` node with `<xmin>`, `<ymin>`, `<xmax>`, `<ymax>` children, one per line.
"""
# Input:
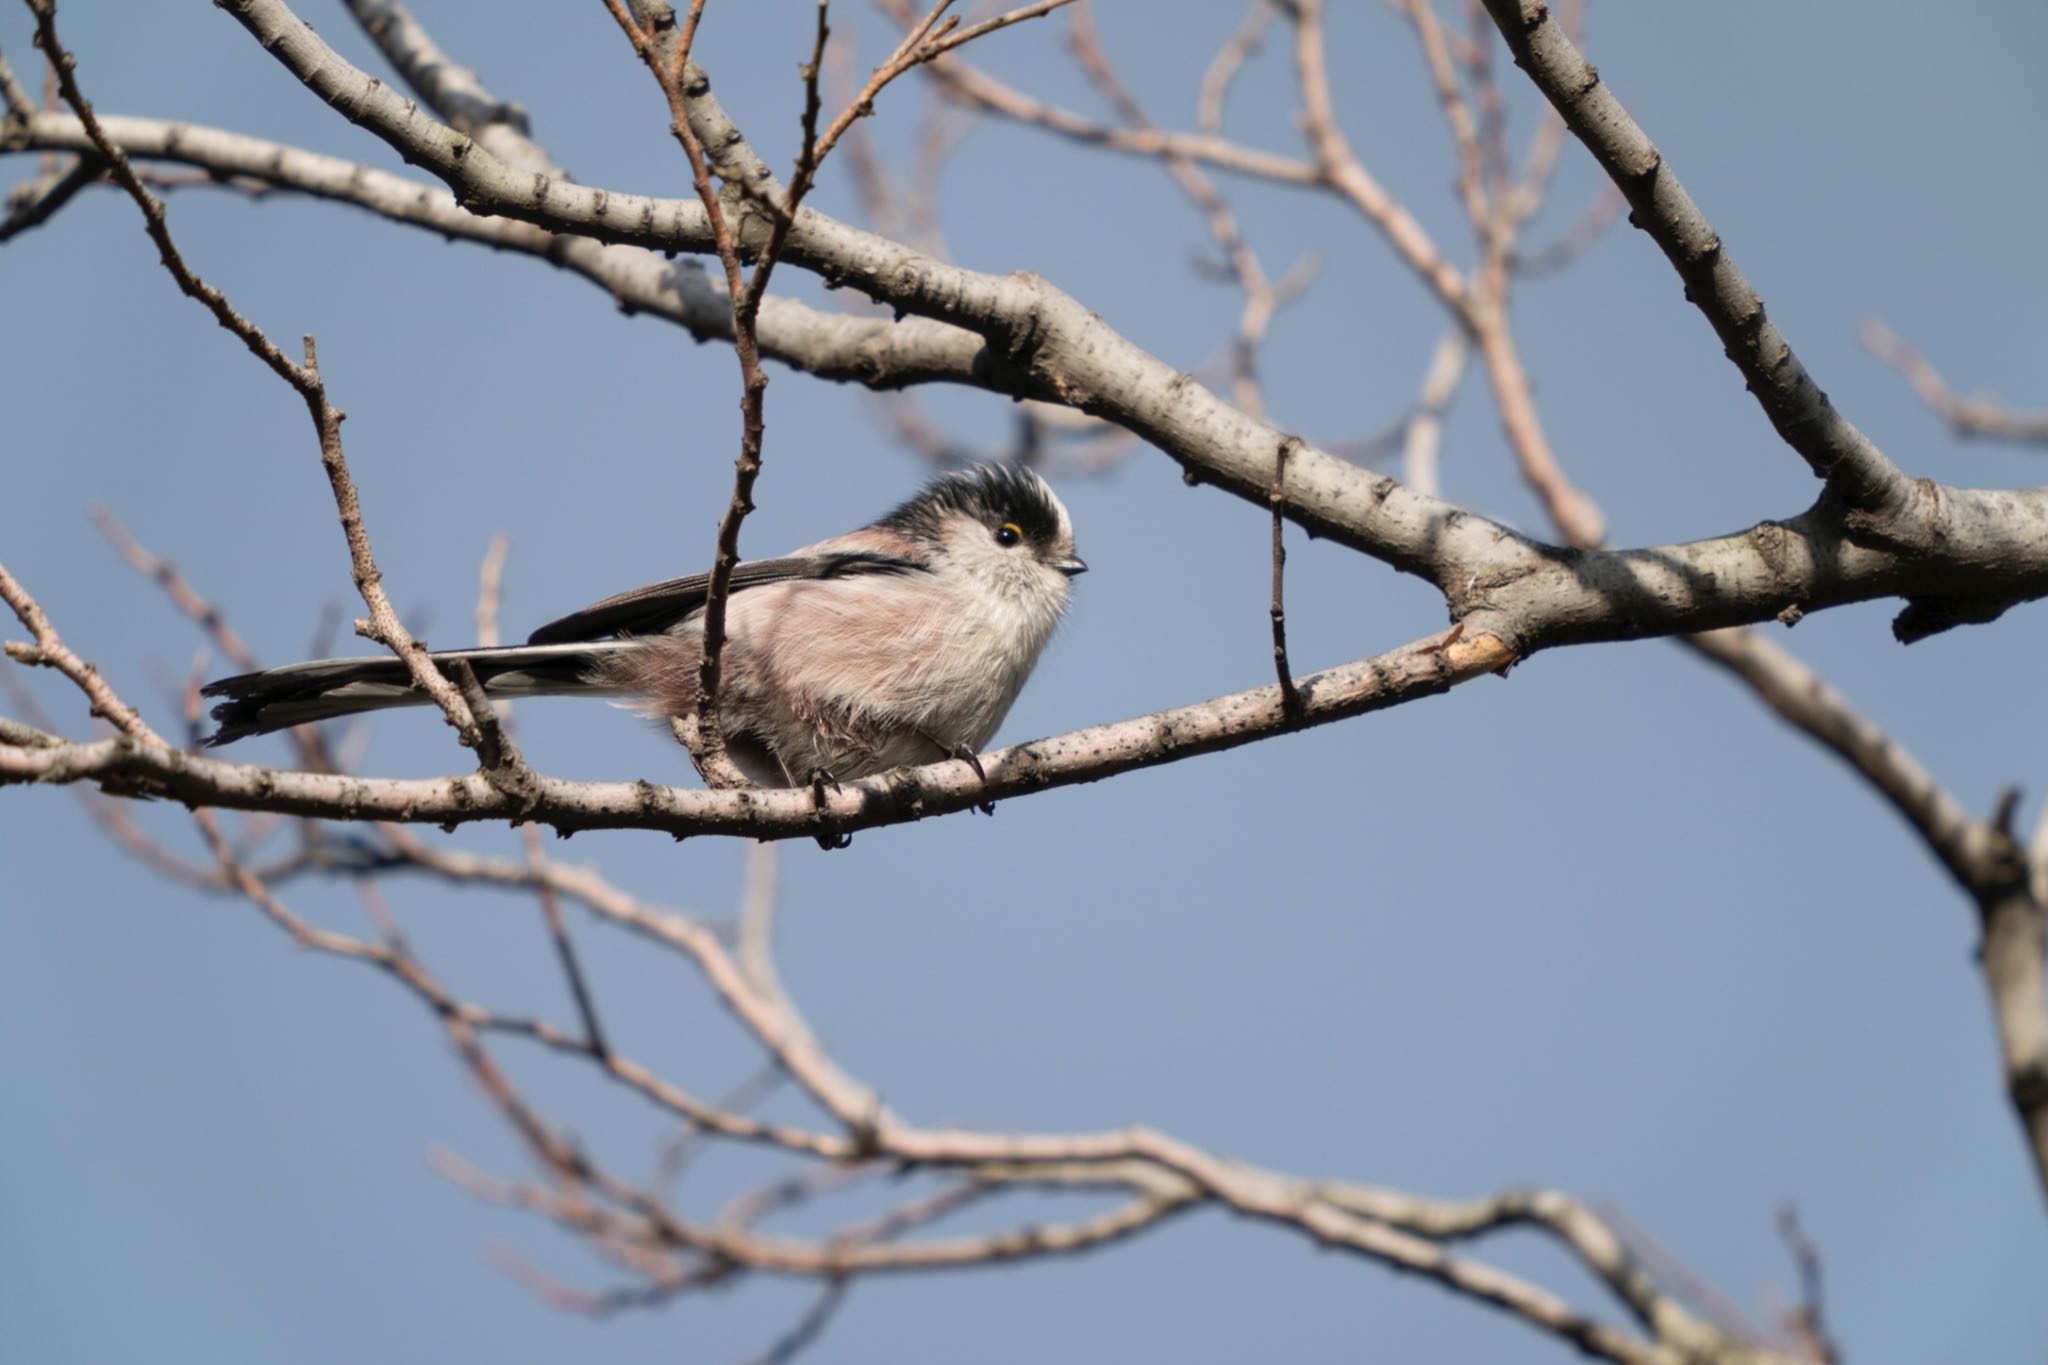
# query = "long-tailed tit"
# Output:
<box><xmin>202</xmin><ymin>464</ymin><xmax>1087</xmax><ymax>788</ymax></box>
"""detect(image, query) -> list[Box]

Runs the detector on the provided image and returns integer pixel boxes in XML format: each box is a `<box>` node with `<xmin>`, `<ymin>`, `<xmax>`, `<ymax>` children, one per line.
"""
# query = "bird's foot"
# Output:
<box><xmin>808</xmin><ymin>768</ymin><xmax>852</xmax><ymax>851</ymax></box>
<box><xmin>939</xmin><ymin>743</ymin><xmax>996</xmax><ymax>815</ymax></box>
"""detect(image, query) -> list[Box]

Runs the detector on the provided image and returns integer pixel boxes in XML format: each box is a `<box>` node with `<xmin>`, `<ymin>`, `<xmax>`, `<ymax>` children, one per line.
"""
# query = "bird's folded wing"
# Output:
<box><xmin>524</xmin><ymin>552</ymin><xmax>928</xmax><ymax>645</ymax></box>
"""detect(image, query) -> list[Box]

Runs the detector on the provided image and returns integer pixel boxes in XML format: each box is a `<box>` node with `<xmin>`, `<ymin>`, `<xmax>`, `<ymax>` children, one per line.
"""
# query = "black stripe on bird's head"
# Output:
<box><xmin>876</xmin><ymin>463</ymin><xmax>1069</xmax><ymax>553</ymax></box>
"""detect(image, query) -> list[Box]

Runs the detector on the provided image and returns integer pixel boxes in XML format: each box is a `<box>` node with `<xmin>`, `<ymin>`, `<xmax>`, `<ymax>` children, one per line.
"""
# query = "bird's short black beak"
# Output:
<box><xmin>1053</xmin><ymin>555</ymin><xmax>1088</xmax><ymax>577</ymax></box>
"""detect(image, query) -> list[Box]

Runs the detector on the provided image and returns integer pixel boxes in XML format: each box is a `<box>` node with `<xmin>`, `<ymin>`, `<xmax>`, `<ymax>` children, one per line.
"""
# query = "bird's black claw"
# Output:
<box><xmin>975</xmin><ymin>801</ymin><xmax>997</xmax><ymax>817</ymax></box>
<box><xmin>807</xmin><ymin>769</ymin><xmax>850</xmax><ymax>849</ymax></box>
<box><xmin>950</xmin><ymin>745</ymin><xmax>986</xmax><ymax>782</ymax></box>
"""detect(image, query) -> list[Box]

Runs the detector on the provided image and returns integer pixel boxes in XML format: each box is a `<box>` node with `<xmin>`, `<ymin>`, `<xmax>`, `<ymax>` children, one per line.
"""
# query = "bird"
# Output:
<box><xmin>201</xmin><ymin>463</ymin><xmax>1087</xmax><ymax>791</ymax></box>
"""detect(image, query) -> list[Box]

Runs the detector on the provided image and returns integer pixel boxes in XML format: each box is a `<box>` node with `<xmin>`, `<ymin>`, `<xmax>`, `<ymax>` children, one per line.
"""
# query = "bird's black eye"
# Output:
<box><xmin>994</xmin><ymin>521</ymin><xmax>1023</xmax><ymax>548</ymax></box>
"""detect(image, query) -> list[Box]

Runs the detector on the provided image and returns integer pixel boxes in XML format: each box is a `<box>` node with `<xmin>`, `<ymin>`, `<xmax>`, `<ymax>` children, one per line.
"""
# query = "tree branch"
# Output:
<box><xmin>1476</xmin><ymin>0</ymin><xmax>1909</xmax><ymax>517</ymax></box>
<box><xmin>0</xmin><ymin>621</ymin><xmax>1515</xmax><ymax>838</ymax></box>
<box><xmin>25</xmin><ymin>2</ymin><xmax>2010</xmax><ymax>649</ymax></box>
<box><xmin>1863</xmin><ymin>318</ymin><xmax>2048</xmax><ymax>447</ymax></box>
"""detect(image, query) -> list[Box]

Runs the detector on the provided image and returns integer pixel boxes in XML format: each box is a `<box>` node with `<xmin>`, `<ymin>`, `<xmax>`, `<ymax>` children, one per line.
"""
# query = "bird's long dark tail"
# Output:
<box><xmin>200</xmin><ymin>642</ymin><xmax>641</xmax><ymax>746</ymax></box>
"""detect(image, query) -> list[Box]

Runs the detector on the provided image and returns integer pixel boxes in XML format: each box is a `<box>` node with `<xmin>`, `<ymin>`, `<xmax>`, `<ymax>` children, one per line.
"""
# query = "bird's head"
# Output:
<box><xmin>879</xmin><ymin>463</ymin><xmax>1087</xmax><ymax>613</ymax></box>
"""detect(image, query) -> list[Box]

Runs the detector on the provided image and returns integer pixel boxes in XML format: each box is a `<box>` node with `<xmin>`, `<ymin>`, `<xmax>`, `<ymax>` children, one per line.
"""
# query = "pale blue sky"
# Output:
<box><xmin>3</xmin><ymin>3</ymin><xmax>2045</xmax><ymax>1361</ymax></box>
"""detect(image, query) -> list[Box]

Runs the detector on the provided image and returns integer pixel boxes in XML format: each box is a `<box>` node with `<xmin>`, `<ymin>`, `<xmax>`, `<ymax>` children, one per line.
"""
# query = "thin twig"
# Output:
<box><xmin>0</xmin><ymin>559</ymin><xmax>162</xmax><ymax>744</ymax></box>
<box><xmin>23</xmin><ymin>0</ymin><xmax>509</xmax><ymax>780</ymax></box>
<box><xmin>1862</xmin><ymin>317</ymin><xmax>2048</xmax><ymax>447</ymax></box>
<box><xmin>1285</xmin><ymin>0</ymin><xmax>1468</xmax><ymax>314</ymax></box>
<box><xmin>1774</xmin><ymin>1206</ymin><xmax>1839</xmax><ymax>1365</ymax></box>
<box><xmin>736</xmin><ymin>1280</ymin><xmax>850</xmax><ymax>1365</ymax></box>
<box><xmin>1197</xmin><ymin>2</ymin><xmax>1274</xmax><ymax>137</ymax></box>
<box><xmin>600</xmin><ymin>0</ymin><xmax>789</xmax><ymax>787</ymax></box>
<box><xmin>0</xmin><ymin>44</ymin><xmax>34</xmax><ymax>115</ymax></box>
<box><xmin>1395</xmin><ymin>0</ymin><xmax>1490</xmax><ymax>240</ymax></box>
<box><xmin>1269</xmin><ymin>439</ymin><xmax>1302</xmax><ymax>718</ymax></box>
<box><xmin>1065</xmin><ymin>5</ymin><xmax>1288</xmax><ymax>415</ymax></box>
<box><xmin>1400</xmin><ymin>329</ymin><xmax>1468</xmax><ymax>498</ymax></box>
<box><xmin>471</xmin><ymin>532</ymin><xmax>611</xmax><ymax>1055</ymax></box>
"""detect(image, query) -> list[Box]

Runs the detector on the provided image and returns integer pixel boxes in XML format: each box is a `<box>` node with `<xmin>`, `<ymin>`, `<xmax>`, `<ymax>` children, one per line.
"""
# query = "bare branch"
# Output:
<box><xmin>0</xmin><ymin>109</ymin><xmax>1011</xmax><ymax>395</ymax></box>
<box><xmin>1400</xmin><ymin>328</ymin><xmax>1468</xmax><ymax>497</ymax></box>
<box><xmin>11</xmin><ymin>0</ymin><xmax>2038</xmax><ymax>1353</ymax></box>
<box><xmin>1</xmin><ymin>559</ymin><xmax>163</xmax><ymax>744</ymax></box>
<box><xmin>0</xmin><ymin>148</ymin><xmax>96</xmax><ymax>240</ymax></box>
<box><xmin>0</xmin><ymin>44</ymin><xmax>31</xmax><ymax>115</ymax></box>
<box><xmin>0</xmin><ymin>714</ymin><xmax>64</xmax><ymax>749</ymax></box>
<box><xmin>1063</xmin><ymin>5</ymin><xmax>1287</xmax><ymax>414</ymax></box>
<box><xmin>1395</xmin><ymin>0</ymin><xmax>1491</xmax><ymax>239</ymax></box>
<box><xmin>598</xmin><ymin>0</ymin><xmax>764</xmax><ymax>787</ymax></box>
<box><xmin>1685</xmin><ymin>623</ymin><xmax>2048</xmax><ymax>1196</ymax></box>
<box><xmin>2</xmin><ymin>624</ymin><xmax>1516</xmax><ymax>839</ymax></box>
<box><xmin>1685</xmin><ymin>627</ymin><xmax>1989</xmax><ymax>891</ymax></box>
<box><xmin>343</xmin><ymin>0</ymin><xmax>535</xmax><ymax>149</ymax></box>
<box><xmin>1197</xmin><ymin>2</ymin><xmax>1275</xmax><ymax>137</ymax></box>
<box><xmin>22</xmin><ymin>0</ymin><xmax>507</xmax><ymax>775</ymax></box>
<box><xmin>1269</xmin><ymin>439</ymin><xmax>1302</xmax><ymax>717</ymax></box>
<box><xmin>1774</xmin><ymin>1207</ymin><xmax>1839</xmax><ymax>1365</ymax></box>
<box><xmin>920</xmin><ymin>0</ymin><xmax>1076</xmax><ymax>61</ymax></box>
<box><xmin>1477</xmin><ymin>0</ymin><xmax>1910</xmax><ymax>515</ymax></box>
<box><xmin>1863</xmin><ymin>318</ymin><xmax>2048</xmax><ymax>447</ymax></box>
<box><xmin>194</xmin><ymin>0</ymin><xmax>2048</xmax><ymax>643</ymax></box>
<box><xmin>1285</xmin><ymin>0</ymin><xmax>1469</xmax><ymax>314</ymax></box>
<box><xmin>877</xmin><ymin>0</ymin><xmax>1320</xmax><ymax>184</ymax></box>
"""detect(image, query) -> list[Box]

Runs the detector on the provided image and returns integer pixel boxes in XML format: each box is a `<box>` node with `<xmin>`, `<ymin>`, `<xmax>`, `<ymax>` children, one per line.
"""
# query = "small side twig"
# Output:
<box><xmin>1775</xmin><ymin>1206</ymin><xmax>1839</xmax><ymax>1365</ymax></box>
<box><xmin>0</xmin><ymin>559</ymin><xmax>162</xmax><ymax>744</ymax></box>
<box><xmin>1269</xmin><ymin>439</ymin><xmax>1302</xmax><ymax>719</ymax></box>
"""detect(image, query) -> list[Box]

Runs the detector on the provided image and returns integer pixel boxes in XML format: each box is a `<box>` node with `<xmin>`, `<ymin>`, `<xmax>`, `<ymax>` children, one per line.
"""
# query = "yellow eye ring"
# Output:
<box><xmin>994</xmin><ymin>522</ymin><xmax>1024</xmax><ymax>547</ymax></box>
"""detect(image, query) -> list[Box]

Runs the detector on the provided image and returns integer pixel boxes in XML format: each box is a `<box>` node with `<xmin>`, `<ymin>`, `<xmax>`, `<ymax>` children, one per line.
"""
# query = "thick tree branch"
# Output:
<box><xmin>342</xmin><ymin>0</ymin><xmax>536</xmax><ymax>150</ymax></box>
<box><xmin>210</xmin><ymin>0</ymin><xmax>1501</xmax><ymax>583</ymax></box>
<box><xmin>1476</xmin><ymin>0</ymin><xmax>1908</xmax><ymax>517</ymax></box>
<box><xmin>0</xmin><ymin>109</ymin><xmax>1005</xmax><ymax>392</ymax></box>
<box><xmin>1466</xmin><ymin>0</ymin><xmax>2048</xmax><ymax>1200</ymax></box>
<box><xmin>22</xmin><ymin>4</ymin><xmax>2027</xmax><ymax>647</ymax></box>
<box><xmin>1690</xmin><ymin>625</ymin><xmax>2046</xmax><ymax>1203</ymax></box>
